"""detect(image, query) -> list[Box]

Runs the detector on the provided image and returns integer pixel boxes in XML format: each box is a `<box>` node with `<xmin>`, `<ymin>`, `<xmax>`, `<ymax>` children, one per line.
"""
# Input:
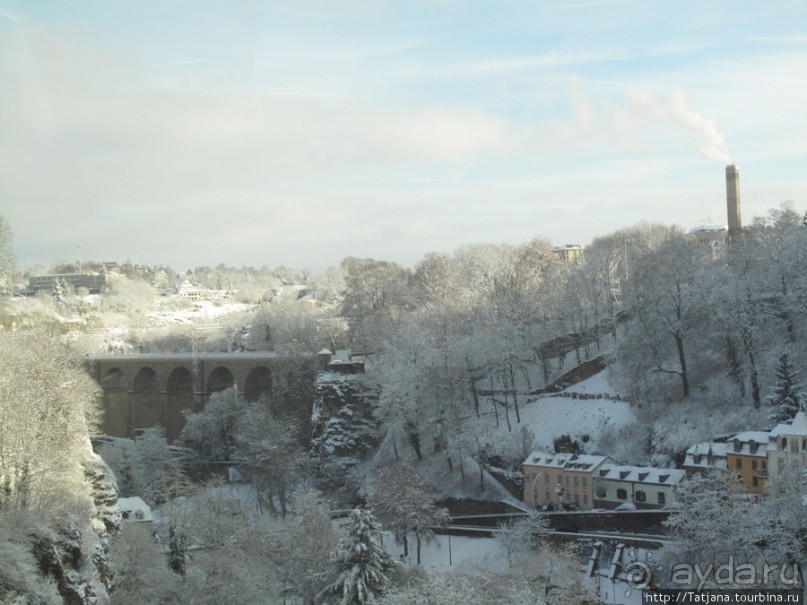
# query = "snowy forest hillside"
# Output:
<box><xmin>2</xmin><ymin>202</ymin><xmax>807</xmax><ymax>603</ymax></box>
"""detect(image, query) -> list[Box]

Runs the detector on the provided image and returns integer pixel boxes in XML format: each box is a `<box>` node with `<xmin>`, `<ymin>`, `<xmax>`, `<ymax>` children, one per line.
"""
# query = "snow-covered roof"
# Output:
<box><xmin>118</xmin><ymin>497</ymin><xmax>153</xmax><ymax>523</ymax></box>
<box><xmin>596</xmin><ymin>465</ymin><xmax>685</xmax><ymax>486</ymax></box>
<box><xmin>523</xmin><ymin>451</ymin><xmax>611</xmax><ymax>472</ymax></box>
<box><xmin>726</xmin><ymin>431</ymin><xmax>770</xmax><ymax>457</ymax></box>
<box><xmin>689</xmin><ymin>223</ymin><xmax>727</xmax><ymax>234</ymax></box>
<box><xmin>333</xmin><ymin>349</ymin><xmax>352</xmax><ymax>363</ymax></box>
<box><xmin>318</xmin><ymin>348</ymin><xmax>333</xmax><ymax>356</ymax></box>
<box><xmin>770</xmin><ymin>411</ymin><xmax>807</xmax><ymax>438</ymax></box>
<box><xmin>684</xmin><ymin>442</ymin><xmax>728</xmax><ymax>470</ymax></box>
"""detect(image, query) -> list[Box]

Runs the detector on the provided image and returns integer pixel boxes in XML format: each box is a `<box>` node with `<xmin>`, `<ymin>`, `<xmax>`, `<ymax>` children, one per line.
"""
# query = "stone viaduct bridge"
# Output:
<box><xmin>87</xmin><ymin>352</ymin><xmax>305</xmax><ymax>442</ymax></box>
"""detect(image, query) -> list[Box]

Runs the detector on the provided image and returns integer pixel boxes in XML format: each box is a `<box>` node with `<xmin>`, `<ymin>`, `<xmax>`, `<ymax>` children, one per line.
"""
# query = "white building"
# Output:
<box><xmin>683</xmin><ymin>442</ymin><xmax>728</xmax><ymax>475</ymax></box>
<box><xmin>767</xmin><ymin>410</ymin><xmax>807</xmax><ymax>478</ymax></box>
<box><xmin>593</xmin><ymin>466</ymin><xmax>685</xmax><ymax>510</ymax></box>
<box><xmin>117</xmin><ymin>496</ymin><xmax>153</xmax><ymax>525</ymax></box>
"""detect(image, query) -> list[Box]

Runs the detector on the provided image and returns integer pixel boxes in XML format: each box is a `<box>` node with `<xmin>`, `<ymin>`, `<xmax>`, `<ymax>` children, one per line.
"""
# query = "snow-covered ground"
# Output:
<box><xmin>148</xmin><ymin>300</ymin><xmax>254</xmax><ymax>325</ymax></box>
<box><xmin>488</xmin><ymin>368</ymin><xmax>636</xmax><ymax>455</ymax></box>
<box><xmin>382</xmin><ymin>533</ymin><xmax>502</xmax><ymax>571</ymax></box>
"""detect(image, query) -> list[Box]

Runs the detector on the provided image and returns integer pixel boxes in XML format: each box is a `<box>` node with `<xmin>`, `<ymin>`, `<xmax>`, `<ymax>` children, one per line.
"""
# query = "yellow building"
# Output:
<box><xmin>725</xmin><ymin>431</ymin><xmax>769</xmax><ymax>494</ymax></box>
<box><xmin>523</xmin><ymin>451</ymin><xmax>613</xmax><ymax>510</ymax></box>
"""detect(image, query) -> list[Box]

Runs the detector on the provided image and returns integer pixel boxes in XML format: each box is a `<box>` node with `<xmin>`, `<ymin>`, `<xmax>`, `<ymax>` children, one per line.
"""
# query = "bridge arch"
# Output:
<box><xmin>244</xmin><ymin>366</ymin><xmax>272</xmax><ymax>401</ymax></box>
<box><xmin>101</xmin><ymin>367</ymin><xmax>126</xmax><ymax>390</ymax></box>
<box><xmin>165</xmin><ymin>367</ymin><xmax>196</xmax><ymax>442</ymax></box>
<box><xmin>166</xmin><ymin>367</ymin><xmax>194</xmax><ymax>393</ymax></box>
<box><xmin>100</xmin><ymin>368</ymin><xmax>127</xmax><ymax>437</ymax></box>
<box><xmin>131</xmin><ymin>367</ymin><xmax>161</xmax><ymax>434</ymax></box>
<box><xmin>207</xmin><ymin>366</ymin><xmax>235</xmax><ymax>395</ymax></box>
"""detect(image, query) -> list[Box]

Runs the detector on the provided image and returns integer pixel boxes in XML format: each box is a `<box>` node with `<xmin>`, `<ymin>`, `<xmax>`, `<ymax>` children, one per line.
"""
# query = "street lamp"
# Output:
<box><xmin>531</xmin><ymin>473</ymin><xmax>543</xmax><ymax>509</ymax></box>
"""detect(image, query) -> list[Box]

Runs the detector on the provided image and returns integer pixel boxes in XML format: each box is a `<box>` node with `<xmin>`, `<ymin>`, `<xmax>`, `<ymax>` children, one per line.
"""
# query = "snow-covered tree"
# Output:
<box><xmin>236</xmin><ymin>404</ymin><xmax>309</xmax><ymax>517</ymax></box>
<box><xmin>493</xmin><ymin>510</ymin><xmax>550</xmax><ymax>565</ymax></box>
<box><xmin>179</xmin><ymin>386</ymin><xmax>249</xmax><ymax>461</ymax></box>
<box><xmin>0</xmin><ymin>213</ymin><xmax>13</xmax><ymax>296</ymax></box>
<box><xmin>275</xmin><ymin>488</ymin><xmax>341</xmax><ymax>603</ymax></box>
<box><xmin>369</xmin><ymin>464</ymin><xmax>450</xmax><ymax>565</ymax></box>
<box><xmin>0</xmin><ymin>329</ymin><xmax>101</xmax><ymax>512</ymax></box>
<box><xmin>767</xmin><ymin>352</ymin><xmax>804</xmax><ymax>423</ymax></box>
<box><xmin>0</xmin><ymin>330</ymin><xmax>114</xmax><ymax>603</ymax></box>
<box><xmin>659</xmin><ymin>470</ymin><xmax>800</xmax><ymax>588</ymax></box>
<box><xmin>379</xmin><ymin>554</ymin><xmax>593</xmax><ymax>605</ymax></box>
<box><xmin>108</xmin><ymin>524</ymin><xmax>180</xmax><ymax>604</ymax></box>
<box><xmin>98</xmin><ymin>429</ymin><xmax>189</xmax><ymax>506</ymax></box>
<box><xmin>316</xmin><ymin>508</ymin><xmax>396</xmax><ymax>605</ymax></box>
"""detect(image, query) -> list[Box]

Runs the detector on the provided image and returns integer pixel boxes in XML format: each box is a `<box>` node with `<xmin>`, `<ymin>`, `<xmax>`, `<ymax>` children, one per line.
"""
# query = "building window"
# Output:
<box><xmin>545</xmin><ymin>491</ymin><xmax>550</xmax><ymax>503</ymax></box>
<box><xmin>658</xmin><ymin>492</ymin><xmax>666</xmax><ymax>506</ymax></box>
<box><xmin>574</xmin><ymin>476</ymin><xmax>579</xmax><ymax>487</ymax></box>
<box><xmin>779</xmin><ymin>459</ymin><xmax>786</xmax><ymax>473</ymax></box>
<box><xmin>752</xmin><ymin>460</ymin><xmax>758</xmax><ymax>470</ymax></box>
<box><xmin>545</xmin><ymin>473</ymin><xmax>550</xmax><ymax>483</ymax></box>
<box><xmin>735</xmin><ymin>458</ymin><xmax>742</xmax><ymax>470</ymax></box>
<box><xmin>616</xmin><ymin>488</ymin><xmax>628</xmax><ymax>500</ymax></box>
<box><xmin>596</xmin><ymin>486</ymin><xmax>606</xmax><ymax>498</ymax></box>
<box><xmin>752</xmin><ymin>476</ymin><xmax>759</xmax><ymax>487</ymax></box>
<box><xmin>635</xmin><ymin>490</ymin><xmax>646</xmax><ymax>503</ymax></box>
<box><xmin>762</xmin><ymin>461</ymin><xmax>767</xmax><ymax>470</ymax></box>
<box><xmin>565</xmin><ymin>476</ymin><xmax>570</xmax><ymax>487</ymax></box>
<box><xmin>583</xmin><ymin>494</ymin><xmax>589</xmax><ymax>506</ymax></box>
<box><xmin>791</xmin><ymin>439</ymin><xmax>799</xmax><ymax>454</ymax></box>
<box><xmin>583</xmin><ymin>478</ymin><xmax>588</xmax><ymax>488</ymax></box>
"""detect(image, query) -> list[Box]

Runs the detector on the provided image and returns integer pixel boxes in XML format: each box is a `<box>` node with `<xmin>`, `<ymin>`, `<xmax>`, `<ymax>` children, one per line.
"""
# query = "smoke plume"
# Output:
<box><xmin>615</xmin><ymin>89</ymin><xmax>731</xmax><ymax>163</ymax></box>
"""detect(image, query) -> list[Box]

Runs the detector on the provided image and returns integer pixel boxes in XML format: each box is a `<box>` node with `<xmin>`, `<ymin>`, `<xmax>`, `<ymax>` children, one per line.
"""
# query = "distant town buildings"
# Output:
<box><xmin>553</xmin><ymin>244</ymin><xmax>583</xmax><ymax>263</ymax></box>
<box><xmin>28</xmin><ymin>272</ymin><xmax>109</xmax><ymax>294</ymax></box>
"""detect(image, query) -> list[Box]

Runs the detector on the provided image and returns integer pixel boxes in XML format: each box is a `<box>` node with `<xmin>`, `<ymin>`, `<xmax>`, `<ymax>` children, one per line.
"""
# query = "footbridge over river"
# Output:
<box><xmin>87</xmin><ymin>352</ymin><xmax>308</xmax><ymax>442</ymax></box>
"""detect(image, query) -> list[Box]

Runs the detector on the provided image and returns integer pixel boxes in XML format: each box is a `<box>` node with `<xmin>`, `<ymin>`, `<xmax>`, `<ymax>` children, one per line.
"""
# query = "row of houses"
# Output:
<box><xmin>522</xmin><ymin>452</ymin><xmax>685</xmax><ymax>511</ymax></box>
<box><xmin>522</xmin><ymin>410</ymin><xmax>807</xmax><ymax>510</ymax></box>
<box><xmin>683</xmin><ymin>410</ymin><xmax>807</xmax><ymax>494</ymax></box>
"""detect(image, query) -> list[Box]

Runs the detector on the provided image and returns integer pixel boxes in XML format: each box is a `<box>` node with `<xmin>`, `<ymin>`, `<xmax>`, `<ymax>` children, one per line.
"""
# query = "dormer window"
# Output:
<box><xmin>638</xmin><ymin>472</ymin><xmax>649</xmax><ymax>482</ymax></box>
<box><xmin>749</xmin><ymin>440</ymin><xmax>757</xmax><ymax>454</ymax></box>
<box><xmin>733</xmin><ymin>439</ymin><xmax>741</xmax><ymax>452</ymax></box>
<box><xmin>619</xmin><ymin>471</ymin><xmax>630</xmax><ymax>480</ymax></box>
<box><xmin>694</xmin><ymin>454</ymin><xmax>702</xmax><ymax>465</ymax></box>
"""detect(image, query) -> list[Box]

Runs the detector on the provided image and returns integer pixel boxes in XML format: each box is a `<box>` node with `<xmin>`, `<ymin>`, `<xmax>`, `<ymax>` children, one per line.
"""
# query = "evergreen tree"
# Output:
<box><xmin>316</xmin><ymin>508</ymin><xmax>396</xmax><ymax>605</ymax></box>
<box><xmin>767</xmin><ymin>352</ymin><xmax>804</xmax><ymax>423</ymax></box>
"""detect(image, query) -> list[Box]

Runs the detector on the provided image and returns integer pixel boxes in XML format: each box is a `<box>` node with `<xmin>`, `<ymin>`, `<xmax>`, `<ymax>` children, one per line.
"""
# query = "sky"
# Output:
<box><xmin>2</xmin><ymin>1</ymin><xmax>807</xmax><ymax>273</ymax></box>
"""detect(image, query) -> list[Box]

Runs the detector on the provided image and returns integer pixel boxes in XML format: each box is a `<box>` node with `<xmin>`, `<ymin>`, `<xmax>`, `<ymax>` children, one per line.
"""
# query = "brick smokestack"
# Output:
<box><xmin>726</xmin><ymin>164</ymin><xmax>741</xmax><ymax>236</ymax></box>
